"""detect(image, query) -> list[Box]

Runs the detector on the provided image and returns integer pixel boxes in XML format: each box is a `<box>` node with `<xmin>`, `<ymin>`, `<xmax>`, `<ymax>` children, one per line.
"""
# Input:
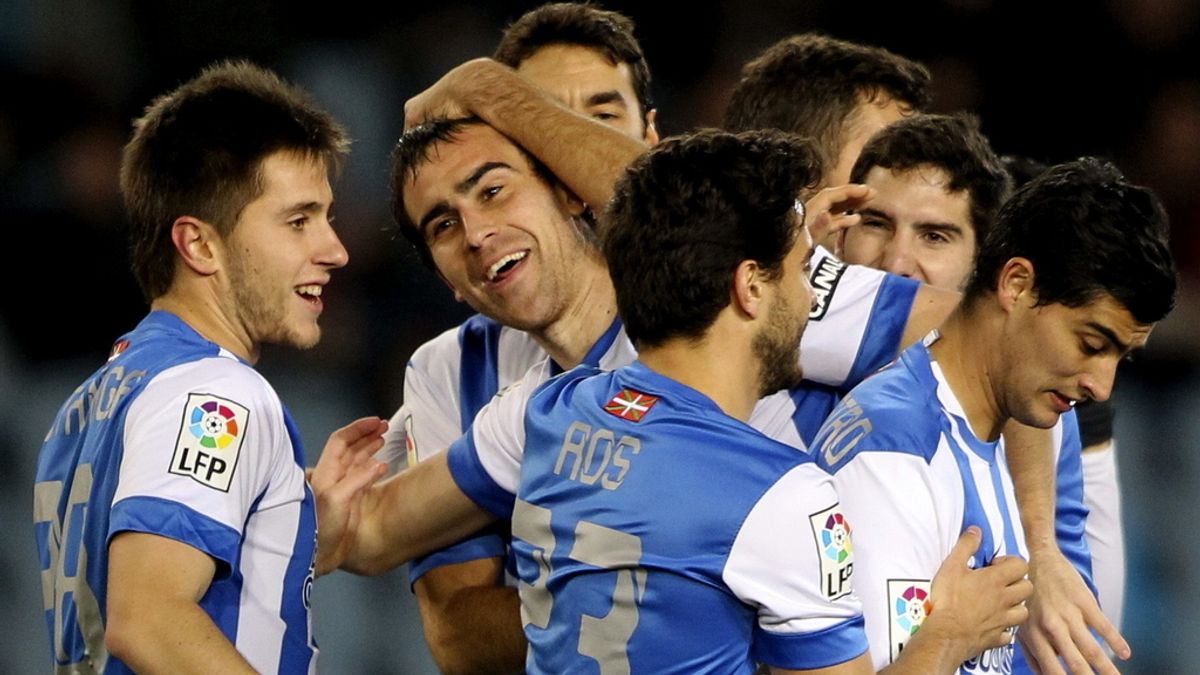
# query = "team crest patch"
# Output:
<box><xmin>887</xmin><ymin>579</ymin><xmax>932</xmax><ymax>662</ymax></box>
<box><xmin>808</xmin><ymin>255</ymin><xmax>847</xmax><ymax>321</ymax></box>
<box><xmin>107</xmin><ymin>339</ymin><xmax>131</xmax><ymax>362</ymax></box>
<box><xmin>603</xmin><ymin>388</ymin><xmax>659</xmax><ymax>422</ymax></box>
<box><xmin>404</xmin><ymin>414</ymin><xmax>419</xmax><ymax>468</ymax></box>
<box><xmin>170</xmin><ymin>393</ymin><xmax>249</xmax><ymax>492</ymax></box>
<box><xmin>809</xmin><ymin>504</ymin><xmax>854</xmax><ymax>599</ymax></box>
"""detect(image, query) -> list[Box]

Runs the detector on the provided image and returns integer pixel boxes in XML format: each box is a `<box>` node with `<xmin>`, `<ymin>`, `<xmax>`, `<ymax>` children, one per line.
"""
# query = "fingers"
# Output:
<box><xmin>944</xmin><ymin>525</ymin><xmax>983</xmax><ymax>569</ymax></box>
<box><xmin>1085</xmin><ymin>604</ymin><xmax>1131</xmax><ymax>661</ymax></box>
<box><xmin>1022</xmin><ymin>625</ymin><xmax>1069</xmax><ymax>675</ymax></box>
<box><xmin>804</xmin><ymin>184</ymin><xmax>874</xmax><ymax>242</ymax></box>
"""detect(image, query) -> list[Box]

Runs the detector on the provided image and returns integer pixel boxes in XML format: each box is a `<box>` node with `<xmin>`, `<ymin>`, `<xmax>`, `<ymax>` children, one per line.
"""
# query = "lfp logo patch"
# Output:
<box><xmin>887</xmin><ymin>579</ymin><xmax>932</xmax><ymax>662</ymax></box>
<box><xmin>809</xmin><ymin>504</ymin><xmax>853</xmax><ymax>600</ymax></box>
<box><xmin>170</xmin><ymin>393</ymin><xmax>249</xmax><ymax>491</ymax></box>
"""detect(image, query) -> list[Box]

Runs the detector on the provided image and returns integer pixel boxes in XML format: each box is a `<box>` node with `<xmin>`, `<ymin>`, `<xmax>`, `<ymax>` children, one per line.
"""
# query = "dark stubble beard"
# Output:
<box><xmin>754</xmin><ymin>293</ymin><xmax>807</xmax><ymax>399</ymax></box>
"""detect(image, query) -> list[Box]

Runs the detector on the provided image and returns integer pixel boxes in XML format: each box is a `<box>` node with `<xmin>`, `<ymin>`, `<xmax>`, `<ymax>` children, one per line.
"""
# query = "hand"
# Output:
<box><xmin>311</xmin><ymin>417</ymin><xmax>389</xmax><ymax>576</ymax></box>
<box><xmin>924</xmin><ymin>527</ymin><xmax>1033</xmax><ymax>663</ymax></box>
<box><xmin>404</xmin><ymin>58</ymin><xmax>499</xmax><ymax>130</ymax></box>
<box><xmin>1017</xmin><ymin>546</ymin><xmax>1130</xmax><ymax>675</ymax></box>
<box><xmin>803</xmin><ymin>183</ymin><xmax>874</xmax><ymax>246</ymax></box>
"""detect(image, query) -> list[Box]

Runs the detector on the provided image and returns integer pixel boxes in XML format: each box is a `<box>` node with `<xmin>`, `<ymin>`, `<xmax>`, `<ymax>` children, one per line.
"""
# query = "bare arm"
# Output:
<box><xmin>405</xmin><ymin>58</ymin><xmax>647</xmax><ymax>211</ymax></box>
<box><xmin>1005</xmin><ymin>421</ymin><xmax>1130</xmax><ymax>675</ymax></box>
<box><xmin>316</xmin><ymin>449</ymin><xmax>498</xmax><ymax>576</ymax></box>
<box><xmin>414</xmin><ymin>557</ymin><xmax>526</xmax><ymax>675</ymax></box>
<box><xmin>899</xmin><ymin>284</ymin><xmax>960</xmax><ymax>350</ymax></box>
<box><xmin>106</xmin><ymin>533</ymin><xmax>255</xmax><ymax>674</ymax></box>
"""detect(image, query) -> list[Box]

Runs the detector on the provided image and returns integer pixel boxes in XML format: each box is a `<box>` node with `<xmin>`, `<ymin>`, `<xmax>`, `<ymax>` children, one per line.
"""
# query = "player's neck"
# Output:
<box><xmin>534</xmin><ymin>271</ymin><xmax>619</xmax><ymax>370</ymax></box>
<box><xmin>638</xmin><ymin>327</ymin><xmax>761</xmax><ymax>423</ymax></box>
<box><xmin>929</xmin><ymin>307</ymin><xmax>1005</xmax><ymax>441</ymax></box>
<box><xmin>151</xmin><ymin>285</ymin><xmax>259</xmax><ymax>364</ymax></box>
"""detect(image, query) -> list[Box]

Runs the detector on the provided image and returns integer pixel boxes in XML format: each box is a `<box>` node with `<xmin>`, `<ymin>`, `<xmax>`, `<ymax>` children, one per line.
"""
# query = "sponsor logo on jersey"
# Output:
<box><xmin>809</xmin><ymin>255</ymin><xmax>847</xmax><ymax>321</ymax></box>
<box><xmin>170</xmin><ymin>393</ymin><xmax>249</xmax><ymax>491</ymax></box>
<box><xmin>603</xmin><ymin>388</ymin><xmax>659</xmax><ymax>422</ymax></box>
<box><xmin>887</xmin><ymin>579</ymin><xmax>932</xmax><ymax>662</ymax></box>
<box><xmin>809</xmin><ymin>504</ymin><xmax>854</xmax><ymax>600</ymax></box>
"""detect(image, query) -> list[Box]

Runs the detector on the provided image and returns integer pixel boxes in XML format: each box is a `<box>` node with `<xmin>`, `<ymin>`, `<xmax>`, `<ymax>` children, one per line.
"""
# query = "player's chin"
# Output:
<box><xmin>1013</xmin><ymin>405</ymin><xmax>1061</xmax><ymax>431</ymax></box>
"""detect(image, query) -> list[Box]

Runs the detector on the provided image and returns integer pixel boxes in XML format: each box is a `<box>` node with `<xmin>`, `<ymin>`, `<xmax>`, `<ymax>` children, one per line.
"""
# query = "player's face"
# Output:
<box><xmin>221</xmin><ymin>150</ymin><xmax>347</xmax><ymax>352</ymax></box>
<box><xmin>824</xmin><ymin>94</ymin><xmax>912</xmax><ymax>188</ymax></box>
<box><xmin>841</xmin><ymin>165</ymin><xmax>976</xmax><ymax>291</ymax></box>
<box><xmin>1001</xmin><ymin>293</ymin><xmax>1152</xmax><ymax>429</ymax></box>
<box><xmin>404</xmin><ymin>124</ymin><xmax>597</xmax><ymax>332</ymax></box>
<box><xmin>756</xmin><ymin>216</ymin><xmax>815</xmax><ymax>397</ymax></box>
<box><xmin>516</xmin><ymin>43</ymin><xmax>658</xmax><ymax>144</ymax></box>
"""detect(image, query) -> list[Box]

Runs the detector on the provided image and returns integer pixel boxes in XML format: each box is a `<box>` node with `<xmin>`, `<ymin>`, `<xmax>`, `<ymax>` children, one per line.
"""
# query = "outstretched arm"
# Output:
<box><xmin>405</xmin><ymin>57</ymin><xmax>647</xmax><ymax>211</ymax></box>
<box><xmin>314</xmin><ymin>447</ymin><xmax>497</xmax><ymax>576</ymax></box>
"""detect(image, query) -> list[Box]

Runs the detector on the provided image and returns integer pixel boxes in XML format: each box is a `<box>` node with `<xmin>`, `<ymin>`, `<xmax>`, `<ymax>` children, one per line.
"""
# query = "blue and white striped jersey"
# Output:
<box><xmin>33</xmin><ymin>311</ymin><xmax>318</xmax><ymax>674</ymax></box>
<box><xmin>382</xmin><ymin>248</ymin><xmax>919</xmax><ymax>580</ymax></box>
<box><xmin>812</xmin><ymin>337</ymin><xmax>1029</xmax><ymax>674</ymax></box>
<box><xmin>448</xmin><ymin>362</ymin><xmax>869</xmax><ymax>673</ymax></box>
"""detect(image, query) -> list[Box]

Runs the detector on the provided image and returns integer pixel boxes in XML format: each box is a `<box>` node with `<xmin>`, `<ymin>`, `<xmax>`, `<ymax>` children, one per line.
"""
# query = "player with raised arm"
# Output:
<box><xmin>319</xmin><ymin>129</ymin><xmax>1031</xmax><ymax>673</ymax></box>
<box><xmin>385</xmin><ymin>6</ymin><xmax>660</xmax><ymax>671</ymax></box>
<box><xmin>811</xmin><ymin>158</ymin><xmax>1176</xmax><ymax>674</ymax></box>
<box><xmin>32</xmin><ymin>62</ymin><xmax>385</xmax><ymax>673</ymax></box>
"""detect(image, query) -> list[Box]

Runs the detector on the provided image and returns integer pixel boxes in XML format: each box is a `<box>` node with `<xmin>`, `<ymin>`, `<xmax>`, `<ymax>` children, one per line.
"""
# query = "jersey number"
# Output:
<box><xmin>513</xmin><ymin>498</ymin><xmax>648</xmax><ymax>674</ymax></box>
<box><xmin>34</xmin><ymin>463</ymin><xmax>107</xmax><ymax>672</ymax></box>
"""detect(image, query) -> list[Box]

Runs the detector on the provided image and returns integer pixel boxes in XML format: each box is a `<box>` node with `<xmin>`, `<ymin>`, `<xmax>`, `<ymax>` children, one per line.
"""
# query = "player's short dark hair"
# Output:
<box><xmin>963</xmin><ymin>157</ymin><xmax>1177</xmax><ymax>324</ymax></box>
<box><xmin>602</xmin><ymin>129</ymin><xmax>821</xmax><ymax>348</ymax></box>
<box><xmin>390</xmin><ymin>117</ymin><xmax>556</xmax><ymax>269</ymax></box>
<box><xmin>851</xmin><ymin>113</ymin><xmax>1011</xmax><ymax>245</ymax></box>
<box><xmin>120</xmin><ymin>60</ymin><xmax>348</xmax><ymax>301</ymax></box>
<box><xmin>723</xmin><ymin>34</ymin><xmax>930</xmax><ymax>177</ymax></box>
<box><xmin>494</xmin><ymin>2</ymin><xmax>653</xmax><ymax>116</ymax></box>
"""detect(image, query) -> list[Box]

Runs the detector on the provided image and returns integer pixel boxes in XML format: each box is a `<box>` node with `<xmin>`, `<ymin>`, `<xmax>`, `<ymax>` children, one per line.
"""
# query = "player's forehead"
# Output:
<box><xmin>404</xmin><ymin>125</ymin><xmax>531</xmax><ymax>213</ymax></box>
<box><xmin>863</xmin><ymin>164</ymin><xmax>973</xmax><ymax>229</ymax></box>
<box><xmin>517</xmin><ymin>43</ymin><xmax>642</xmax><ymax>114</ymax></box>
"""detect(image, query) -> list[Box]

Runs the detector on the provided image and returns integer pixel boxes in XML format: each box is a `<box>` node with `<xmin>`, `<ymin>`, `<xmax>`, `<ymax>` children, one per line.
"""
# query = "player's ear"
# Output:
<box><xmin>642</xmin><ymin>109</ymin><xmax>660</xmax><ymax>146</ymax></box>
<box><xmin>732</xmin><ymin>259</ymin><xmax>767</xmax><ymax>320</ymax></box>
<box><xmin>171</xmin><ymin>216</ymin><xmax>220</xmax><ymax>277</ymax></box>
<box><xmin>553</xmin><ymin>182</ymin><xmax>589</xmax><ymax>218</ymax></box>
<box><xmin>996</xmin><ymin>257</ymin><xmax>1036</xmax><ymax>312</ymax></box>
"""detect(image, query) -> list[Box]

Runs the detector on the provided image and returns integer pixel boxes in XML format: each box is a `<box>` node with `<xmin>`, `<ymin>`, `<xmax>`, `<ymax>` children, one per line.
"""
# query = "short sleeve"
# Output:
<box><xmin>110</xmin><ymin>357</ymin><xmax>284</xmax><ymax>567</ymax></box>
<box><xmin>723</xmin><ymin>464</ymin><xmax>868</xmax><ymax>669</ymax></box>
<box><xmin>379</xmin><ymin>330</ymin><xmax>467</xmax><ymax>472</ymax></box>
<box><xmin>800</xmin><ymin>247</ymin><xmax>919</xmax><ymax>388</ymax></box>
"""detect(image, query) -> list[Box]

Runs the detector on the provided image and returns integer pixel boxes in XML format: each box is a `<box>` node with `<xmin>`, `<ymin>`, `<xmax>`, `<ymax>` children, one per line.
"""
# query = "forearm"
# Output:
<box><xmin>343</xmin><ymin>453</ymin><xmax>498</xmax><ymax>575</ymax></box>
<box><xmin>106</xmin><ymin>597</ymin><xmax>255</xmax><ymax>674</ymax></box>
<box><xmin>416</xmin><ymin>580</ymin><xmax>525</xmax><ymax>674</ymax></box>
<box><xmin>877</xmin><ymin>619</ymin><xmax>973</xmax><ymax>675</ymax></box>
<box><xmin>1003</xmin><ymin>420</ymin><xmax>1058</xmax><ymax>555</ymax></box>
<box><xmin>444</xmin><ymin>59</ymin><xmax>646</xmax><ymax>210</ymax></box>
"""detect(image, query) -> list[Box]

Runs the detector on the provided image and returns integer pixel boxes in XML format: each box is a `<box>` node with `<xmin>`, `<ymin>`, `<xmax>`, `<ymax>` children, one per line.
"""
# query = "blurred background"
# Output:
<box><xmin>2</xmin><ymin>0</ymin><xmax>1197</xmax><ymax>672</ymax></box>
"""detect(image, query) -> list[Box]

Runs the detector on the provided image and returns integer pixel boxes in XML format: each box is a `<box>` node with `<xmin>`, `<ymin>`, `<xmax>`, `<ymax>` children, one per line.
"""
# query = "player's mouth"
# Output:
<box><xmin>1048</xmin><ymin>391</ymin><xmax>1076</xmax><ymax>414</ymax></box>
<box><xmin>296</xmin><ymin>284</ymin><xmax>325</xmax><ymax>312</ymax></box>
<box><xmin>485</xmin><ymin>250</ymin><xmax>529</xmax><ymax>284</ymax></box>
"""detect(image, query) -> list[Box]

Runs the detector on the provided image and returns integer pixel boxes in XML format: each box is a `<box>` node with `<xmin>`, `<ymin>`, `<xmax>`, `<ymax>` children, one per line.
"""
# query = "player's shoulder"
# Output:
<box><xmin>134</xmin><ymin>351</ymin><xmax>282</xmax><ymax>430</ymax></box>
<box><xmin>813</xmin><ymin>349</ymin><xmax>942</xmax><ymax>472</ymax></box>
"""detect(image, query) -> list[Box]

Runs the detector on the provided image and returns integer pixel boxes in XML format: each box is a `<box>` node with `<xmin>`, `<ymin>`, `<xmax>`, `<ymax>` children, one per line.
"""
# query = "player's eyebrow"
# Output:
<box><xmin>1086</xmin><ymin>321</ymin><xmax>1132</xmax><ymax>354</ymax></box>
<box><xmin>857</xmin><ymin>207</ymin><xmax>893</xmax><ymax>221</ymax></box>
<box><xmin>585</xmin><ymin>91</ymin><xmax>628</xmax><ymax>108</ymax></box>
<box><xmin>276</xmin><ymin>201</ymin><xmax>325</xmax><ymax>217</ymax></box>
<box><xmin>914</xmin><ymin>222</ymin><xmax>964</xmax><ymax>237</ymax></box>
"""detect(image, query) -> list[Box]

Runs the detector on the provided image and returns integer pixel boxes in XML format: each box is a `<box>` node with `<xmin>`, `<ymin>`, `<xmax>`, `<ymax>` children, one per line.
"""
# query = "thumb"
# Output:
<box><xmin>943</xmin><ymin>525</ymin><xmax>983</xmax><ymax>570</ymax></box>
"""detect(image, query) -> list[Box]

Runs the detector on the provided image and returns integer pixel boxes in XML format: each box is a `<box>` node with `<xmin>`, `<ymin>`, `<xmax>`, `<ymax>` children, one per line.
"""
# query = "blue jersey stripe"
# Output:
<box><xmin>278</xmin><ymin>412</ymin><xmax>317</xmax><ymax>672</ymax></box>
<box><xmin>457</xmin><ymin>315</ymin><xmax>504</xmax><ymax>431</ymax></box>
<box><xmin>846</xmin><ymin>274</ymin><xmax>919</xmax><ymax>387</ymax></box>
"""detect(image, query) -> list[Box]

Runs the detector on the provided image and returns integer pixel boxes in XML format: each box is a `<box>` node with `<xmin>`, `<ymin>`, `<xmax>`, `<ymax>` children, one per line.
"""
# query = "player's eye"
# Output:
<box><xmin>429</xmin><ymin>217</ymin><xmax>459</xmax><ymax>240</ymax></box>
<box><xmin>481</xmin><ymin>185</ymin><xmax>503</xmax><ymax>201</ymax></box>
<box><xmin>288</xmin><ymin>216</ymin><xmax>308</xmax><ymax>230</ymax></box>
